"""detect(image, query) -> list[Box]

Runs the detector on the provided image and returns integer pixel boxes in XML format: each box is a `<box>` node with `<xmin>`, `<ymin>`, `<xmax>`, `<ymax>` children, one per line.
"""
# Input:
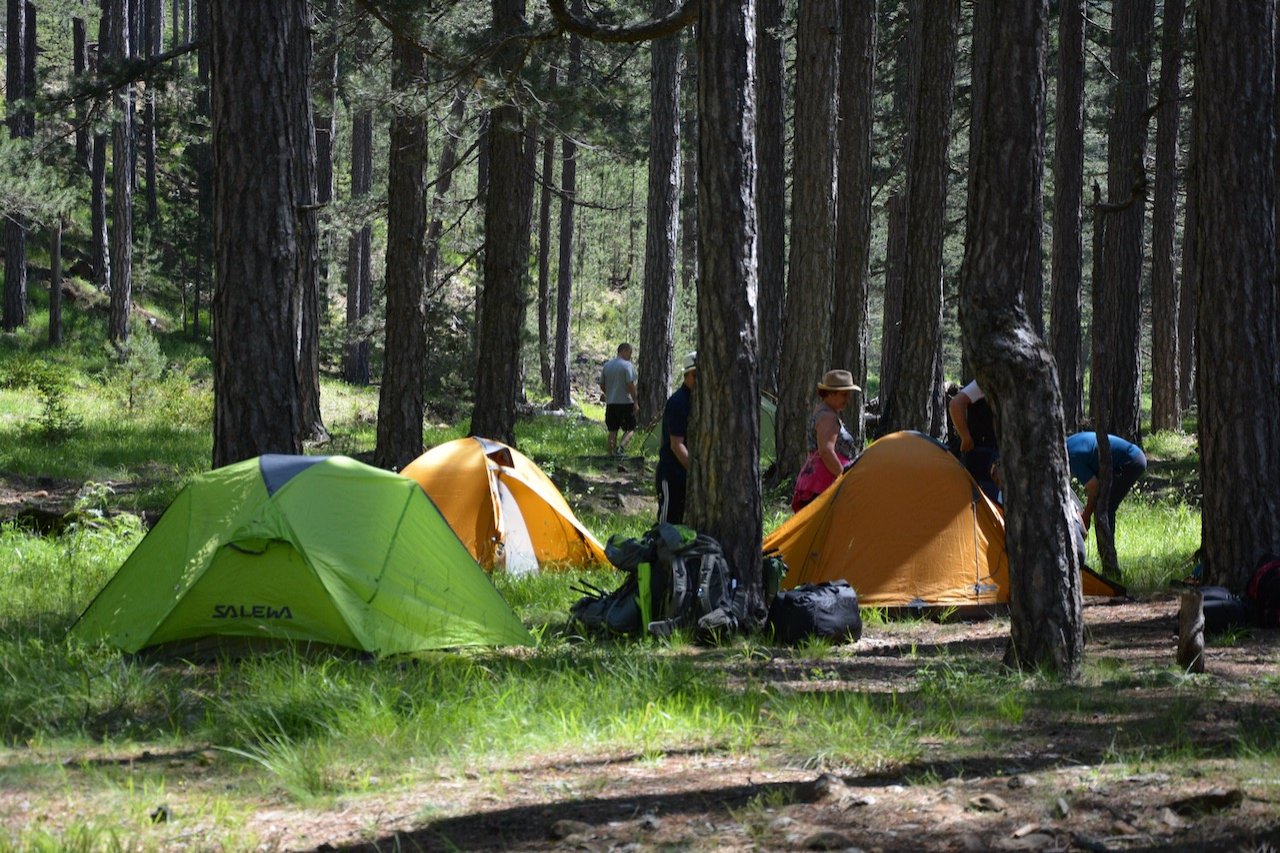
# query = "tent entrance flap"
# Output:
<box><xmin>495</xmin><ymin>475</ymin><xmax>539</xmax><ymax>576</ymax></box>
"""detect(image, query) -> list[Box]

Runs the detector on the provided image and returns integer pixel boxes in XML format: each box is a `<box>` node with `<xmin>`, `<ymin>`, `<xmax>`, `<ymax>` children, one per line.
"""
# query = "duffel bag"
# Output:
<box><xmin>767</xmin><ymin>580</ymin><xmax>862</xmax><ymax>645</ymax></box>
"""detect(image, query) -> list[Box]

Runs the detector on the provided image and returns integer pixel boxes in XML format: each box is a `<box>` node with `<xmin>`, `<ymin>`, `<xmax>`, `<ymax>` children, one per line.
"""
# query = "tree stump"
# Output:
<box><xmin>1177</xmin><ymin>589</ymin><xmax>1205</xmax><ymax>673</ymax></box>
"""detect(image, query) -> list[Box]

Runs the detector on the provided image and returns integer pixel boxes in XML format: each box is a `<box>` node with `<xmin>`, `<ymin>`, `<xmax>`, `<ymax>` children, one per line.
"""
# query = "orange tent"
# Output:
<box><xmin>763</xmin><ymin>431</ymin><xmax>1124</xmax><ymax>610</ymax></box>
<box><xmin>400</xmin><ymin>437</ymin><xmax>607</xmax><ymax>574</ymax></box>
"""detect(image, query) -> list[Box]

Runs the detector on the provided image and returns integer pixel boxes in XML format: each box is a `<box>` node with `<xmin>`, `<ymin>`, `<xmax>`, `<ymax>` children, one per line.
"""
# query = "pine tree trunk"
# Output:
<box><xmin>679</xmin><ymin>32</ymin><xmax>698</xmax><ymax>298</ymax></box>
<box><xmin>192</xmin><ymin>0</ymin><xmax>211</xmax><ymax>338</ymax></box>
<box><xmin>1149</xmin><ymin>0</ymin><xmax>1186</xmax><ymax>433</ymax></box>
<box><xmin>3</xmin><ymin>0</ymin><xmax>32</xmax><ymax>331</ymax></box>
<box><xmin>537</xmin><ymin>125</ymin><xmax>555</xmax><ymax>397</ymax></box>
<box><xmin>470</xmin><ymin>0</ymin><xmax>532</xmax><ymax>446</ymax></box>
<box><xmin>374</xmin><ymin>32</ymin><xmax>429</xmax><ymax>471</ymax></box>
<box><xmin>960</xmin><ymin>0</ymin><xmax>1083</xmax><ymax>677</ymax></box>
<box><xmin>108</xmin><ymin>0</ymin><xmax>134</xmax><ymax>344</ymax></box>
<box><xmin>1094</xmin><ymin>0</ymin><xmax>1154</xmax><ymax>442</ymax></box>
<box><xmin>877</xmin><ymin>0</ymin><xmax>958</xmax><ymax>439</ymax></box>
<box><xmin>73</xmin><ymin>18</ymin><xmax>91</xmax><ymax>173</ymax></box>
<box><xmin>1193</xmin><ymin>0</ymin><xmax>1280</xmax><ymax>590</ymax></box>
<box><xmin>1049</xmin><ymin>0</ymin><xmax>1086</xmax><ymax>432</ymax></box>
<box><xmin>1177</xmin><ymin>152</ymin><xmax>1198</xmax><ymax>412</ymax></box>
<box><xmin>755</xmin><ymin>0</ymin><xmax>786</xmax><ymax>397</ymax></box>
<box><xmin>775</xmin><ymin>0</ymin><xmax>838</xmax><ymax>484</ymax></box>
<box><xmin>638</xmin><ymin>0</ymin><xmax>681</xmax><ymax>425</ymax></box>
<box><xmin>344</xmin><ymin>108</ymin><xmax>373</xmax><ymax>386</ymax></box>
<box><xmin>831</xmin><ymin>0</ymin><xmax>876</xmax><ymax>451</ymax></box>
<box><xmin>313</xmin><ymin>0</ymin><xmax>338</xmax><ymax>299</ymax></box>
<box><xmin>49</xmin><ymin>219</ymin><xmax>63</xmax><ymax>346</ymax></box>
<box><xmin>878</xmin><ymin>192</ymin><xmax>907</xmax><ymax>419</ymax></box>
<box><xmin>550</xmin><ymin>17</ymin><xmax>581</xmax><ymax>411</ymax></box>
<box><xmin>141</xmin><ymin>0</ymin><xmax>160</xmax><ymax>222</ymax></box>
<box><xmin>91</xmin><ymin>8</ymin><xmax>111</xmax><ymax>294</ymax></box>
<box><xmin>210</xmin><ymin>0</ymin><xmax>314</xmax><ymax>465</ymax></box>
<box><xmin>689</xmin><ymin>0</ymin><xmax>763</xmax><ymax>624</ymax></box>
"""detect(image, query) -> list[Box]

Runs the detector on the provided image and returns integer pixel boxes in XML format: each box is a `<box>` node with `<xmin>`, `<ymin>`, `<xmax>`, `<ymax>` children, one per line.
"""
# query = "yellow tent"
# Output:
<box><xmin>400</xmin><ymin>437</ymin><xmax>607</xmax><ymax>574</ymax></box>
<box><xmin>763</xmin><ymin>431</ymin><xmax>1124</xmax><ymax>610</ymax></box>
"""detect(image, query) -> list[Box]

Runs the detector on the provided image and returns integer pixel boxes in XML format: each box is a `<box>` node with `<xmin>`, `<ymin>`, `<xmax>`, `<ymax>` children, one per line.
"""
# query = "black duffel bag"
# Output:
<box><xmin>767</xmin><ymin>580</ymin><xmax>862</xmax><ymax>645</ymax></box>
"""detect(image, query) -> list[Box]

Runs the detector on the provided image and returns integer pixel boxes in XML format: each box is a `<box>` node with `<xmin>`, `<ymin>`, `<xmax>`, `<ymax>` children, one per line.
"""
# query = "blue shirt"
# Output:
<box><xmin>1066</xmin><ymin>432</ymin><xmax>1144</xmax><ymax>483</ymax></box>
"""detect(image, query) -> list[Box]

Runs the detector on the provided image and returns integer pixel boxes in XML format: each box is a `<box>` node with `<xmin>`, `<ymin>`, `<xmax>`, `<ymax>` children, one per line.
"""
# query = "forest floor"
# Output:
<box><xmin>5</xmin><ymin>455</ymin><xmax>1280</xmax><ymax>851</ymax></box>
<box><xmin>6</xmin><ymin>596</ymin><xmax>1273</xmax><ymax>852</ymax></box>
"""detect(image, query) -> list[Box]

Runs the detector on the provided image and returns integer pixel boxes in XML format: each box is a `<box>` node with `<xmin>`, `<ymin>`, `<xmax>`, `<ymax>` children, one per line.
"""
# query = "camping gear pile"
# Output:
<box><xmin>570</xmin><ymin>522</ymin><xmax>739</xmax><ymax>642</ymax></box>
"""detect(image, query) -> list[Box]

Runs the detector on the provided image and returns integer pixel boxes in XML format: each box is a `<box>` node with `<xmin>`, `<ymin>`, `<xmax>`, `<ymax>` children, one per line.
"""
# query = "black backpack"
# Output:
<box><xmin>570</xmin><ymin>523</ymin><xmax>737</xmax><ymax>640</ymax></box>
<box><xmin>767</xmin><ymin>580</ymin><xmax>863</xmax><ymax>645</ymax></box>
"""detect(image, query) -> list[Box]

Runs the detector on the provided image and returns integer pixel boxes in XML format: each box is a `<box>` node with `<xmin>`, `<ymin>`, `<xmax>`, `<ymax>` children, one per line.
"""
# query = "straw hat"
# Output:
<box><xmin>817</xmin><ymin>369</ymin><xmax>859</xmax><ymax>392</ymax></box>
<box><xmin>681</xmin><ymin>351</ymin><xmax>698</xmax><ymax>373</ymax></box>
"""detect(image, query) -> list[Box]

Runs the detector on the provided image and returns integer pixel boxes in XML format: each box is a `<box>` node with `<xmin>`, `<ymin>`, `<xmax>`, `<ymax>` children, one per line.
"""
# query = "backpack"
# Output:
<box><xmin>1200</xmin><ymin>586</ymin><xmax>1258</xmax><ymax>636</ymax></box>
<box><xmin>570</xmin><ymin>523</ymin><xmax>737</xmax><ymax>640</ymax></box>
<box><xmin>1245</xmin><ymin>554</ymin><xmax>1280</xmax><ymax>628</ymax></box>
<box><xmin>767</xmin><ymin>580</ymin><xmax>862</xmax><ymax>645</ymax></box>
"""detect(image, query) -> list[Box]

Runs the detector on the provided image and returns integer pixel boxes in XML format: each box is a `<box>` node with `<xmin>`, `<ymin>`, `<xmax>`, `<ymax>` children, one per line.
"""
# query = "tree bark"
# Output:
<box><xmin>3</xmin><ymin>0</ymin><xmax>32</xmax><ymax>331</ymax></box>
<box><xmin>550</xmin><ymin>9</ymin><xmax>582</xmax><ymax>411</ymax></box>
<box><xmin>688</xmin><ymin>0</ymin><xmax>763</xmax><ymax>625</ymax></box>
<box><xmin>191</xmin><ymin>0</ymin><xmax>211</xmax><ymax>338</ymax></box>
<box><xmin>638</xmin><ymin>0</ymin><xmax>682</xmax><ymax>425</ymax></box>
<box><xmin>343</xmin><ymin>107</ymin><xmax>373</xmax><ymax>385</ymax></box>
<box><xmin>49</xmin><ymin>219</ymin><xmax>64</xmax><ymax>346</ymax></box>
<box><xmin>313</xmin><ymin>0</ymin><xmax>339</xmax><ymax>300</ymax></box>
<box><xmin>470</xmin><ymin>0</ymin><xmax>533</xmax><ymax>446</ymax></box>
<box><xmin>831</xmin><ymin>0</ymin><xmax>876</xmax><ymax>451</ymax></box>
<box><xmin>876</xmin><ymin>0</ymin><xmax>958</xmax><ymax>440</ymax></box>
<box><xmin>73</xmin><ymin>17</ymin><xmax>91</xmax><ymax>173</ymax></box>
<box><xmin>1149</xmin><ymin>0</ymin><xmax>1186</xmax><ymax>432</ymax></box>
<box><xmin>1093</xmin><ymin>0</ymin><xmax>1154</xmax><ymax>443</ymax></box>
<box><xmin>1049</xmin><ymin>0</ymin><xmax>1086</xmax><ymax>432</ymax></box>
<box><xmin>775</xmin><ymin>0</ymin><xmax>838</xmax><ymax>484</ymax></box>
<box><xmin>878</xmin><ymin>192</ymin><xmax>907</xmax><ymax>414</ymax></box>
<box><xmin>374</xmin><ymin>31</ymin><xmax>429</xmax><ymax>471</ymax></box>
<box><xmin>1193</xmin><ymin>0</ymin><xmax>1280</xmax><ymax>590</ymax></box>
<box><xmin>754</xmin><ymin>0</ymin><xmax>785</xmax><ymax>397</ymax></box>
<box><xmin>1178</xmin><ymin>151</ymin><xmax>1198</xmax><ymax>412</ymax></box>
<box><xmin>210</xmin><ymin>0</ymin><xmax>315</xmax><ymax>465</ymax></box>
<box><xmin>91</xmin><ymin>6</ymin><xmax>111</xmax><ymax>294</ymax></box>
<box><xmin>537</xmin><ymin>123</ymin><xmax>555</xmax><ymax>396</ymax></box>
<box><xmin>108</xmin><ymin>0</ymin><xmax>135</xmax><ymax>345</ymax></box>
<box><xmin>141</xmin><ymin>0</ymin><xmax>161</xmax><ymax>222</ymax></box>
<box><xmin>960</xmin><ymin>0</ymin><xmax>1082</xmax><ymax>678</ymax></box>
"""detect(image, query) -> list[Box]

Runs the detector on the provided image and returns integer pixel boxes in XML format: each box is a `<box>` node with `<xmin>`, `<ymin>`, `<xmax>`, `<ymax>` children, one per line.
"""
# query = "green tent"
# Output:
<box><xmin>641</xmin><ymin>394</ymin><xmax>777</xmax><ymax>462</ymax></box>
<box><xmin>71</xmin><ymin>455</ymin><xmax>534</xmax><ymax>656</ymax></box>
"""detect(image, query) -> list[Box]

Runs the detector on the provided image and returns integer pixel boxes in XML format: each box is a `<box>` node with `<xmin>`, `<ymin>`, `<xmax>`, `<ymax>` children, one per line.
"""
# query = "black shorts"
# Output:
<box><xmin>605</xmin><ymin>403</ymin><xmax>637</xmax><ymax>432</ymax></box>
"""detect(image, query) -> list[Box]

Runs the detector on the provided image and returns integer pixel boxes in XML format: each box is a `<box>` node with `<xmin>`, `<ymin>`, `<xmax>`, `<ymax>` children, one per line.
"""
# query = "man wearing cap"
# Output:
<box><xmin>656</xmin><ymin>352</ymin><xmax>697</xmax><ymax>524</ymax></box>
<box><xmin>599</xmin><ymin>342</ymin><xmax>639</xmax><ymax>455</ymax></box>
<box><xmin>791</xmin><ymin>368</ymin><xmax>861</xmax><ymax>512</ymax></box>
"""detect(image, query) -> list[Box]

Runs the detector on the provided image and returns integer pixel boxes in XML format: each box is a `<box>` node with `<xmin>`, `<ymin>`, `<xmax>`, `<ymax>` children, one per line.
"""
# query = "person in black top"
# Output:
<box><xmin>947</xmin><ymin>379</ymin><xmax>1000</xmax><ymax>504</ymax></box>
<box><xmin>656</xmin><ymin>352</ymin><xmax>697</xmax><ymax>524</ymax></box>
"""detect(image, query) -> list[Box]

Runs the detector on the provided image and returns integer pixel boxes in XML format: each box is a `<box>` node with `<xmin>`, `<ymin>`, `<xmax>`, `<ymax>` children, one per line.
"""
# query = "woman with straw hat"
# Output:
<box><xmin>790</xmin><ymin>369</ymin><xmax>861</xmax><ymax>512</ymax></box>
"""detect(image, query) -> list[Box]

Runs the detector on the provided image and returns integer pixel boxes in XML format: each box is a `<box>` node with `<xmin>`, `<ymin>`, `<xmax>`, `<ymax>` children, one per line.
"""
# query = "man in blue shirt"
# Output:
<box><xmin>1066</xmin><ymin>431</ymin><xmax>1148</xmax><ymax>536</ymax></box>
<box><xmin>656</xmin><ymin>352</ymin><xmax>697</xmax><ymax>524</ymax></box>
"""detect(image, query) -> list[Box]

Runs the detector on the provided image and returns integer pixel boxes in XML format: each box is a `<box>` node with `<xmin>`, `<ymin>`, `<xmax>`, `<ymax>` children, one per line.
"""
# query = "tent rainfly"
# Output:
<box><xmin>399</xmin><ymin>436</ymin><xmax>607</xmax><ymax>574</ymax></box>
<box><xmin>71</xmin><ymin>455</ymin><xmax>533</xmax><ymax>656</ymax></box>
<box><xmin>763</xmin><ymin>431</ymin><xmax>1125</xmax><ymax>611</ymax></box>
